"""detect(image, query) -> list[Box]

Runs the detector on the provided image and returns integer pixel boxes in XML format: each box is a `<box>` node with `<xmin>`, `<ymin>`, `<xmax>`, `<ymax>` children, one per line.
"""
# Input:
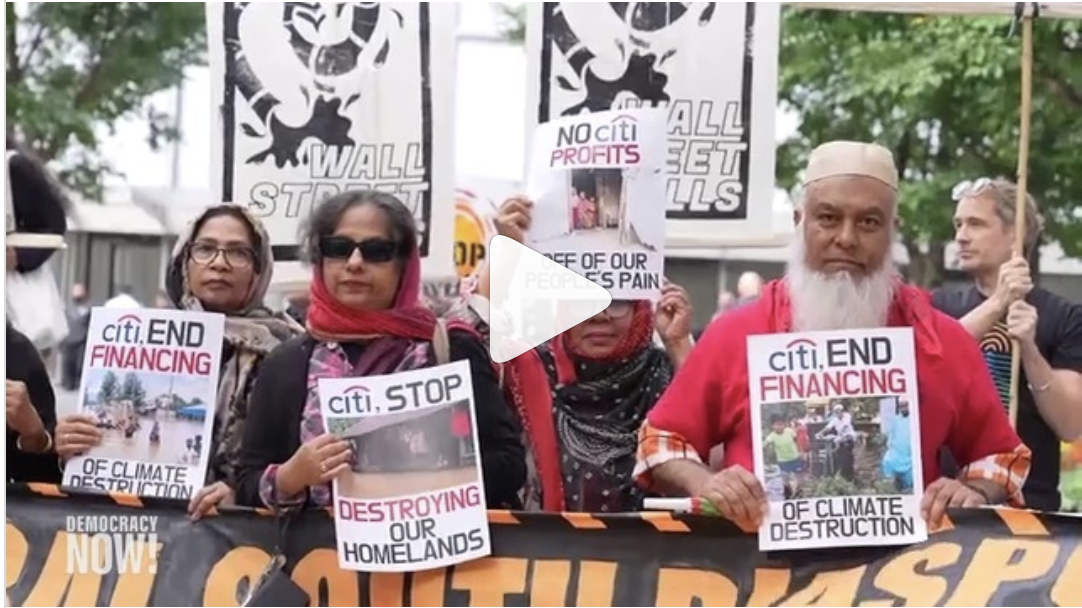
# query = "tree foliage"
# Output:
<box><xmin>120</xmin><ymin>372</ymin><xmax>147</xmax><ymax>408</ymax></box>
<box><xmin>778</xmin><ymin>8</ymin><xmax>1082</xmax><ymax>285</ymax></box>
<box><xmin>6</xmin><ymin>2</ymin><xmax>207</xmax><ymax>198</ymax></box>
<box><xmin>495</xmin><ymin>3</ymin><xmax>526</xmax><ymax>45</ymax></box>
<box><xmin>98</xmin><ymin>371</ymin><xmax>119</xmax><ymax>404</ymax></box>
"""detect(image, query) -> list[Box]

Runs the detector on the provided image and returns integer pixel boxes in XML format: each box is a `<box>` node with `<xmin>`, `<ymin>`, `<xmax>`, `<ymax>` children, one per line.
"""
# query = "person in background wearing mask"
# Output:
<box><xmin>59</xmin><ymin>283</ymin><xmax>91</xmax><ymax>390</ymax></box>
<box><xmin>932</xmin><ymin>178</ymin><xmax>1082</xmax><ymax>512</ymax></box>
<box><xmin>634</xmin><ymin>141</ymin><xmax>1031</xmax><ymax>531</ymax></box>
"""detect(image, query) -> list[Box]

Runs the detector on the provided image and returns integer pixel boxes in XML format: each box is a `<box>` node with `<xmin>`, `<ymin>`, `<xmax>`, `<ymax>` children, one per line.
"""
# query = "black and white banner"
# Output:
<box><xmin>208</xmin><ymin>2</ymin><xmax>457</xmax><ymax>278</ymax></box>
<box><xmin>525</xmin><ymin>3</ymin><xmax>781</xmax><ymax>248</ymax></box>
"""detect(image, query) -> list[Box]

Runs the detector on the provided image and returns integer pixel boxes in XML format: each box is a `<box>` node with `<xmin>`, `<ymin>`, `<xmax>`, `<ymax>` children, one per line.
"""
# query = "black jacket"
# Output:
<box><xmin>6</xmin><ymin>324</ymin><xmax>61</xmax><ymax>483</ymax></box>
<box><xmin>234</xmin><ymin>330</ymin><xmax>526</xmax><ymax>510</ymax></box>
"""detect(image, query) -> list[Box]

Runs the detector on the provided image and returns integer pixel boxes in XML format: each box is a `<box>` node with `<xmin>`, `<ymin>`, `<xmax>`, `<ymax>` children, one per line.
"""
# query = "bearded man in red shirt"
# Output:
<box><xmin>634</xmin><ymin>141</ymin><xmax>1031</xmax><ymax>529</ymax></box>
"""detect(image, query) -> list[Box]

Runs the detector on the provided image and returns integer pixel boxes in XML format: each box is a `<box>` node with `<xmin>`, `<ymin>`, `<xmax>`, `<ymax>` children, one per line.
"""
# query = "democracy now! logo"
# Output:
<box><xmin>487</xmin><ymin>235</ymin><xmax>612</xmax><ymax>364</ymax></box>
<box><xmin>65</xmin><ymin>515</ymin><xmax>161</xmax><ymax>576</ymax></box>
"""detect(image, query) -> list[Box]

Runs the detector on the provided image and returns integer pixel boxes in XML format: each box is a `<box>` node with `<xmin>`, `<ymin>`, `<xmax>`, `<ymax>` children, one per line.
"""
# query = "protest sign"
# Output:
<box><xmin>747</xmin><ymin>328</ymin><xmax>925</xmax><ymax>551</ymax></box>
<box><xmin>525</xmin><ymin>107</ymin><xmax>667</xmax><ymax>300</ymax></box>
<box><xmin>207</xmin><ymin>2</ymin><xmax>457</xmax><ymax>278</ymax></box>
<box><xmin>525</xmin><ymin>3</ymin><xmax>781</xmax><ymax>247</ymax></box>
<box><xmin>319</xmin><ymin>360</ymin><xmax>490</xmax><ymax>572</ymax></box>
<box><xmin>63</xmin><ymin>308</ymin><xmax>224</xmax><ymax>500</ymax></box>
<box><xmin>6</xmin><ymin>484</ymin><xmax>1081</xmax><ymax>607</ymax></box>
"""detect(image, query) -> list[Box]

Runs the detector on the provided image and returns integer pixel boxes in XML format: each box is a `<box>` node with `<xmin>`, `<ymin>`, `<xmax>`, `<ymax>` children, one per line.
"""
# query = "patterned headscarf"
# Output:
<box><xmin>165</xmin><ymin>203</ymin><xmax>304</xmax><ymax>486</ymax></box>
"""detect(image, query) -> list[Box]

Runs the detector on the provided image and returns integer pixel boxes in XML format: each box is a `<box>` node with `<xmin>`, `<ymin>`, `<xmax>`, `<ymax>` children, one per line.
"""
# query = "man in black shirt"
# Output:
<box><xmin>932</xmin><ymin>177</ymin><xmax>1082</xmax><ymax>512</ymax></box>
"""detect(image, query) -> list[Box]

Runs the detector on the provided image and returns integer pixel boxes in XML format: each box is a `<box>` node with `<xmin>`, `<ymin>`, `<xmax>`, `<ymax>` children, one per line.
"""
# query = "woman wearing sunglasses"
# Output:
<box><xmin>454</xmin><ymin>196</ymin><xmax>695</xmax><ymax>513</ymax></box>
<box><xmin>233</xmin><ymin>190</ymin><xmax>526</xmax><ymax>512</ymax></box>
<box><xmin>54</xmin><ymin>204</ymin><xmax>305</xmax><ymax>519</ymax></box>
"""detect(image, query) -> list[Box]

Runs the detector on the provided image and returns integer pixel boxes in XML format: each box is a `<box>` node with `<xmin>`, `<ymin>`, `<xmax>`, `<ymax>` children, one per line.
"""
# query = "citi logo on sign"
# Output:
<box><xmin>328</xmin><ymin>385</ymin><xmax>377</xmax><ymax>416</ymax></box>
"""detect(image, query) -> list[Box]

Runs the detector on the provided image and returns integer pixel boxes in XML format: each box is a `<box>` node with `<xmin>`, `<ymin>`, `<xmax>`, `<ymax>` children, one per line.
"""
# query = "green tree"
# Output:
<box><xmin>6</xmin><ymin>2</ymin><xmax>207</xmax><ymax>197</ymax></box>
<box><xmin>98</xmin><ymin>371</ymin><xmax>119</xmax><ymax>404</ymax></box>
<box><xmin>778</xmin><ymin>8</ymin><xmax>1082</xmax><ymax>286</ymax></box>
<box><xmin>120</xmin><ymin>372</ymin><xmax>147</xmax><ymax>407</ymax></box>
<box><xmin>495</xmin><ymin>3</ymin><xmax>526</xmax><ymax>44</ymax></box>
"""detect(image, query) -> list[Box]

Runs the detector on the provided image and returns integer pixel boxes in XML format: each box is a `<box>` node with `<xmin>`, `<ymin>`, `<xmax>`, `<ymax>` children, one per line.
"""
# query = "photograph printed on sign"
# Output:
<box><xmin>326</xmin><ymin>400</ymin><xmax>480</xmax><ymax>501</ymax></box>
<box><xmin>318</xmin><ymin>360</ymin><xmax>491</xmax><ymax>573</ymax></box>
<box><xmin>760</xmin><ymin>397</ymin><xmax>917</xmax><ymax>502</ymax></box>
<box><xmin>64</xmin><ymin>308</ymin><xmax>225</xmax><ymax>501</ymax></box>
<box><xmin>206</xmin><ymin>2</ymin><xmax>456</xmax><ymax>276</ymax></box>
<box><xmin>525</xmin><ymin>108</ymin><xmax>667</xmax><ymax>300</ymax></box>
<box><xmin>747</xmin><ymin>328</ymin><xmax>927</xmax><ymax>552</ymax></box>
<box><xmin>525</xmin><ymin>2</ymin><xmax>780</xmax><ymax>244</ymax></box>
<box><xmin>77</xmin><ymin>369</ymin><xmax>214</xmax><ymax>467</ymax></box>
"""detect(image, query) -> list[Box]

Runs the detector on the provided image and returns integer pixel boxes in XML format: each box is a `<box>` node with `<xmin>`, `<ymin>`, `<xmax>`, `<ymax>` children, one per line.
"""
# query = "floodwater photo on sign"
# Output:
<box><xmin>63</xmin><ymin>308</ymin><xmax>225</xmax><ymax>501</ymax></box>
<box><xmin>525</xmin><ymin>107</ymin><xmax>667</xmax><ymax>300</ymax></box>
<box><xmin>747</xmin><ymin>328</ymin><xmax>927</xmax><ymax>551</ymax></box>
<box><xmin>318</xmin><ymin>360</ymin><xmax>491</xmax><ymax>573</ymax></box>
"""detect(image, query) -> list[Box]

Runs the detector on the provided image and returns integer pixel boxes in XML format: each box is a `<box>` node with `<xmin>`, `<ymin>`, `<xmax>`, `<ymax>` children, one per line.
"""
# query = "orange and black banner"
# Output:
<box><xmin>6</xmin><ymin>483</ymin><xmax>1082</xmax><ymax>606</ymax></box>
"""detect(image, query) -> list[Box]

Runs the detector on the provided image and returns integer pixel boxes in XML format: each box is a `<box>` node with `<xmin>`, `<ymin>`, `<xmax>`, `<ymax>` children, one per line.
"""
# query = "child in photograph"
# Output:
<box><xmin>764</xmin><ymin>415</ymin><xmax>804</xmax><ymax>476</ymax></box>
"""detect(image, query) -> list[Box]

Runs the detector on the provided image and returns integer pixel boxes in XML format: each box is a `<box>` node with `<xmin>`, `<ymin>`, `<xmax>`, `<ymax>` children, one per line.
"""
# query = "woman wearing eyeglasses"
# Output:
<box><xmin>232</xmin><ymin>190</ymin><xmax>526</xmax><ymax>512</ymax></box>
<box><xmin>454</xmin><ymin>196</ymin><xmax>695</xmax><ymax>513</ymax></box>
<box><xmin>53</xmin><ymin>204</ymin><xmax>304</xmax><ymax>518</ymax></box>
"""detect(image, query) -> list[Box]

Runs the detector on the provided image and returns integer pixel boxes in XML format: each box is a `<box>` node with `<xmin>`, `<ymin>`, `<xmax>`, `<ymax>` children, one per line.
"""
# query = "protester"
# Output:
<box><xmin>168</xmin><ymin>204</ymin><xmax>305</xmax><ymax>518</ymax></box>
<box><xmin>6</xmin><ymin>137</ymin><xmax>70</xmax><ymax>369</ymax></box>
<box><xmin>60</xmin><ymin>283</ymin><xmax>91</xmax><ymax>391</ymax></box>
<box><xmin>52</xmin><ymin>204</ymin><xmax>306</xmax><ymax>520</ymax></box>
<box><xmin>459</xmin><ymin>196</ymin><xmax>695</xmax><ymax>512</ymax></box>
<box><xmin>233</xmin><ymin>190</ymin><xmax>526</xmax><ymax>511</ymax></box>
<box><xmin>634</xmin><ymin>141</ymin><xmax>1032</xmax><ymax>529</ymax></box>
<box><xmin>735</xmin><ymin>271</ymin><xmax>763</xmax><ymax>305</ymax></box>
<box><xmin>7</xmin><ymin>322</ymin><xmax>61</xmax><ymax>483</ymax></box>
<box><xmin>932</xmin><ymin>177</ymin><xmax>1082</xmax><ymax>511</ymax></box>
<box><xmin>5</xmin><ymin>137</ymin><xmax>68</xmax><ymax>275</ymax></box>
<box><xmin>103</xmin><ymin>285</ymin><xmax>142</xmax><ymax>309</ymax></box>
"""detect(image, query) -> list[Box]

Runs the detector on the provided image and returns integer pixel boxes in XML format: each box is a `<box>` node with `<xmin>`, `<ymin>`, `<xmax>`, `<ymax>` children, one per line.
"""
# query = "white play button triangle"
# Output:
<box><xmin>487</xmin><ymin>235</ymin><xmax>612</xmax><ymax>364</ymax></box>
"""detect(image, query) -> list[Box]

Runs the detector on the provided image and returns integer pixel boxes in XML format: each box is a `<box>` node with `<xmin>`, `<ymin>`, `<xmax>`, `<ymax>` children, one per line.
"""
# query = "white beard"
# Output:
<box><xmin>785</xmin><ymin>228</ymin><xmax>898</xmax><ymax>332</ymax></box>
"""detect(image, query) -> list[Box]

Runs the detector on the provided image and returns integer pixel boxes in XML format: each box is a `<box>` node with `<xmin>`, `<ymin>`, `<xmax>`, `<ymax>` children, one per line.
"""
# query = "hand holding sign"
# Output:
<box><xmin>920</xmin><ymin>478</ymin><xmax>986</xmax><ymax>530</ymax></box>
<box><xmin>994</xmin><ymin>256</ymin><xmax>1033</xmax><ymax>308</ymax></box>
<box><xmin>6</xmin><ymin>380</ymin><xmax>43</xmax><ymax>437</ymax></box>
<box><xmin>55</xmin><ymin>414</ymin><xmax>104</xmax><ymax>461</ymax></box>
<box><xmin>1006</xmin><ymin>300</ymin><xmax>1039</xmax><ymax>345</ymax></box>
<box><xmin>188</xmin><ymin>481</ymin><xmax>235</xmax><ymax>522</ymax></box>
<box><xmin>494</xmin><ymin>196</ymin><xmax>534</xmax><ymax>244</ymax></box>
<box><xmin>279</xmin><ymin>433</ymin><xmax>353</xmax><ymax>496</ymax></box>
<box><xmin>654</xmin><ymin>279</ymin><xmax>693</xmax><ymax>345</ymax></box>
<box><xmin>698</xmin><ymin>465</ymin><xmax>769</xmax><ymax>527</ymax></box>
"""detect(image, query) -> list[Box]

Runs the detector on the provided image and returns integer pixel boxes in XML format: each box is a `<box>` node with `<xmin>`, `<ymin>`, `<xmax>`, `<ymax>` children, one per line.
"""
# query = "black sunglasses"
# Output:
<box><xmin>318</xmin><ymin>236</ymin><xmax>400</xmax><ymax>263</ymax></box>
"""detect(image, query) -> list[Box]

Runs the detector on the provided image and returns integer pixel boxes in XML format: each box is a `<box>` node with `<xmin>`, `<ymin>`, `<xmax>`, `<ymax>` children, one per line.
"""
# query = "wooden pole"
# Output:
<box><xmin>1008</xmin><ymin>12</ymin><xmax>1034</xmax><ymax>429</ymax></box>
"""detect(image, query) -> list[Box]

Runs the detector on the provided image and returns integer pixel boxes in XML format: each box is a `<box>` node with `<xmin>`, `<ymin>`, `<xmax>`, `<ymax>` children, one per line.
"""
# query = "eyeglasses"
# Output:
<box><xmin>951</xmin><ymin>177</ymin><xmax>997</xmax><ymax>202</ymax></box>
<box><xmin>318</xmin><ymin>236</ymin><xmax>400</xmax><ymax>263</ymax></box>
<box><xmin>188</xmin><ymin>242</ymin><xmax>255</xmax><ymax>268</ymax></box>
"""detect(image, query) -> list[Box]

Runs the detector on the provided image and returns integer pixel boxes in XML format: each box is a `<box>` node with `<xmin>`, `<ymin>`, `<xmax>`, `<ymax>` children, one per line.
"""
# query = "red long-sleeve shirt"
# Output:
<box><xmin>635</xmin><ymin>279</ymin><xmax>1031</xmax><ymax>505</ymax></box>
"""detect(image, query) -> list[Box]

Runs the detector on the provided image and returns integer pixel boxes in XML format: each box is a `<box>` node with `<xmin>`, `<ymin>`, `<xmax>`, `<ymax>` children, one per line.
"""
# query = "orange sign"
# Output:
<box><xmin>453</xmin><ymin>189</ymin><xmax>497</xmax><ymax>279</ymax></box>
